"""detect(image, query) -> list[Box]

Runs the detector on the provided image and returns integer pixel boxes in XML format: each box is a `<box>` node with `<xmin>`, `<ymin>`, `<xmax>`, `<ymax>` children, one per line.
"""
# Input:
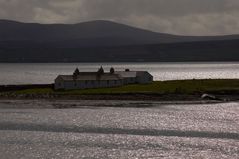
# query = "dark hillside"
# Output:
<box><xmin>1</xmin><ymin>20</ymin><xmax>239</xmax><ymax>62</ymax></box>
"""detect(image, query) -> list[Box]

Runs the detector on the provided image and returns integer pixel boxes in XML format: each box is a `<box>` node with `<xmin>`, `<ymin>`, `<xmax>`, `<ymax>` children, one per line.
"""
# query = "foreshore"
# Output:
<box><xmin>0</xmin><ymin>92</ymin><xmax>238</xmax><ymax>103</ymax></box>
<box><xmin>0</xmin><ymin>99</ymin><xmax>227</xmax><ymax>109</ymax></box>
<box><xmin>0</xmin><ymin>93</ymin><xmax>198</xmax><ymax>101</ymax></box>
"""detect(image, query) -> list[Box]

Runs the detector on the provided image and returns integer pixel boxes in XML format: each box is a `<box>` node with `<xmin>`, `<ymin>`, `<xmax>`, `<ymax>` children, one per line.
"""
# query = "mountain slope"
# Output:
<box><xmin>1</xmin><ymin>19</ymin><xmax>239</xmax><ymax>48</ymax></box>
<box><xmin>1</xmin><ymin>19</ymin><xmax>239</xmax><ymax>62</ymax></box>
<box><xmin>0</xmin><ymin>20</ymin><xmax>181</xmax><ymax>47</ymax></box>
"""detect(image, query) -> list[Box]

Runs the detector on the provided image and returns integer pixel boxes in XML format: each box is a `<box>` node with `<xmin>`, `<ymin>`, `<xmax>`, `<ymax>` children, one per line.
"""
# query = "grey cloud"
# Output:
<box><xmin>0</xmin><ymin>0</ymin><xmax>239</xmax><ymax>35</ymax></box>
<box><xmin>81</xmin><ymin>0</ymin><xmax>227</xmax><ymax>18</ymax></box>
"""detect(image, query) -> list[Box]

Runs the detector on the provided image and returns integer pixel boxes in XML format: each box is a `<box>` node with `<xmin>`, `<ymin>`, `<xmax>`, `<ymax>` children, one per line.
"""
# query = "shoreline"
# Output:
<box><xmin>0</xmin><ymin>93</ymin><xmax>238</xmax><ymax>102</ymax></box>
<box><xmin>0</xmin><ymin>99</ymin><xmax>230</xmax><ymax>109</ymax></box>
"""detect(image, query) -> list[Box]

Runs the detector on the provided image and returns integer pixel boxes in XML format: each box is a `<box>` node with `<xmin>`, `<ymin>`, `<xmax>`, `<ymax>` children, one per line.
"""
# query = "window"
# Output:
<box><xmin>107</xmin><ymin>80</ymin><xmax>109</xmax><ymax>85</ymax></box>
<box><xmin>85</xmin><ymin>81</ymin><xmax>88</xmax><ymax>85</ymax></box>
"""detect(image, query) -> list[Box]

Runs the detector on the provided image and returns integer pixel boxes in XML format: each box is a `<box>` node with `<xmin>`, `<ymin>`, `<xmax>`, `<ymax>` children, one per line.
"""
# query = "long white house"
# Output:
<box><xmin>54</xmin><ymin>67</ymin><xmax>153</xmax><ymax>90</ymax></box>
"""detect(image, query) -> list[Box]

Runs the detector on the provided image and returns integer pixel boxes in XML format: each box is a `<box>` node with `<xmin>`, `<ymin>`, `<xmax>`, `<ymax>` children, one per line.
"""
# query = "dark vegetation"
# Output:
<box><xmin>0</xmin><ymin>84</ymin><xmax>53</xmax><ymax>92</ymax></box>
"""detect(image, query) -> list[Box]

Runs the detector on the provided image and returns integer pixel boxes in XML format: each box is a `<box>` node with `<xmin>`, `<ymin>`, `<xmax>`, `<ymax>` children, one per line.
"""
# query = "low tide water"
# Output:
<box><xmin>1</xmin><ymin>62</ymin><xmax>239</xmax><ymax>84</ymax></box>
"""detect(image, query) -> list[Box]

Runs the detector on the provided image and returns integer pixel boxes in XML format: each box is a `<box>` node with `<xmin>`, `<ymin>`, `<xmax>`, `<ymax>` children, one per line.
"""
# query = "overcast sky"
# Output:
<box><xmin>0</xmin><ymin>0</ymin><xmax>239</xmax><ymax>35</ymax></box>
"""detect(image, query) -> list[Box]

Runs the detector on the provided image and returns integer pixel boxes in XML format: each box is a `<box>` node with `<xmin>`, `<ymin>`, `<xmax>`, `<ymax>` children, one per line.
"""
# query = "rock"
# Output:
<box><xmin>201</xmin><ymin>94</ymin><xmax>217</xmax><ymax>100</ymax></box>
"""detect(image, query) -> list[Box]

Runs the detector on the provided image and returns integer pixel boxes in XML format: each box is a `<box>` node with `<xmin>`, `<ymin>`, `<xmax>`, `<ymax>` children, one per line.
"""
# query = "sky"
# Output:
<box><xmin>0</xmin><ymin>0</ymin><xmax>239</xmax><ymax>36</ymax></box>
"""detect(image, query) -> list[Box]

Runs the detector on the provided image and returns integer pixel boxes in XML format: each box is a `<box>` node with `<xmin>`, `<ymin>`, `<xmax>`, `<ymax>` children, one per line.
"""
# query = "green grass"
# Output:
<box><xmin>14</xmin><ymin>88</ymin><xmax>54</xmax><ymax>95</ymax></box>
<box><xmin>12</xmin><ymin>79</ymin><xmax>239</xmax><ymax>95</ymax></box>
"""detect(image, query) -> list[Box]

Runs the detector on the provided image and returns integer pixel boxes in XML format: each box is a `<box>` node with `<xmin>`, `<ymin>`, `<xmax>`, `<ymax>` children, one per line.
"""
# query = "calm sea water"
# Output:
<box><xmin>1</xmin><ymin>62</ymin><xmax>239</xmax><ymax>84</ymax></box>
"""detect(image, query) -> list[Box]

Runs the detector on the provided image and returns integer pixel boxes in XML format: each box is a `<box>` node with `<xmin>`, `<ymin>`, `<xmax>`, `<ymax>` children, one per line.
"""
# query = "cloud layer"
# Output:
<box><xmin>0</xmin><ymin>0</ymin><xmax>239</xmax><ymax>35</ymax></box>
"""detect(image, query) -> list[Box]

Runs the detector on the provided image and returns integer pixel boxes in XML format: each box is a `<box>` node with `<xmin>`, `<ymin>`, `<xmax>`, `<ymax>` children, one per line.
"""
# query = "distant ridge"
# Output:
<box><xmin>0</xmin><ymin>19</ymin><xmax>239</xmax><ymax>62</ymax></box>
<box><xmin>1</xmin><ymin>19</ymin><xmax>239</xmax><ymax>46</ymax></box>
<box><xmin>0</xmin><ymin>19</ymin><xmax>181</xmax><ymax>45</ymax></box>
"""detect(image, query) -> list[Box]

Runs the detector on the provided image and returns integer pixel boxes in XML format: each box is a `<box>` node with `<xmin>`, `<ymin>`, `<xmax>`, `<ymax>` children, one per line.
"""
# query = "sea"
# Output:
<box><xmin>0</xmin><ymin>100</ymin><xmax>238</xmax><ymax>158</ymax></box>
<box><xmin>1</xmin><ymin>62</ymin><xmax>239</xmax><ymax>84</ymax></box>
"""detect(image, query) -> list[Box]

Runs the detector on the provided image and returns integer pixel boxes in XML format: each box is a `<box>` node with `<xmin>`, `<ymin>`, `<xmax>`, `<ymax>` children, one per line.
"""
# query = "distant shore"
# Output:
<box><xmin>1</xmin><ymin>79</ymin><xmax>239</xmax><ymax>102</ymax></box>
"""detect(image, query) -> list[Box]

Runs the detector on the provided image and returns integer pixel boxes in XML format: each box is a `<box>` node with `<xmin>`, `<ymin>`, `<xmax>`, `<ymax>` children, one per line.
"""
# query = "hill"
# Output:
<box><xmin>0</xmin><ymin>19</ymin><xmax>239</xmax><ymax>62</ymax></box>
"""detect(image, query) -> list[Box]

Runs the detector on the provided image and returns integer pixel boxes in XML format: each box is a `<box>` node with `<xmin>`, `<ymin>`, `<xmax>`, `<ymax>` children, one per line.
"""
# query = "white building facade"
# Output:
<box><xmin>54</xmin><ymin>68</ymin><xmax>153</xmax><ymax>90</ymax></box>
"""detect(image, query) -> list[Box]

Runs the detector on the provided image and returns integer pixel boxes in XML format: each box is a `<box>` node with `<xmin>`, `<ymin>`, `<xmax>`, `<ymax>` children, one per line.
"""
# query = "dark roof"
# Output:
<box><xmin>57</xmin><ymin>73</ymin><xmax>123</xmax><ymax>81</ymax></box>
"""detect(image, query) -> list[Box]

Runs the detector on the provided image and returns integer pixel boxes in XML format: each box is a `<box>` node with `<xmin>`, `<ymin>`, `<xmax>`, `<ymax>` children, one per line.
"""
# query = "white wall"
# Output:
<box><xmin>55</xmin><ymin>79</ymin><xmax>123</xmax><ymax>90</ymax></box>
<box><xmin>136</xmin><ymin>73</ymin><xmax>153</xmax><ymax>84</ymax></box>
<box><xmin>54</xmin><ymin>77</ymin><xmax>65</xmax><ymax>90</ymax></box>
<box><xmin>123</xmin><ymin>77</ymin><xmax>136</xmax><ymax>85</ymax></box>
<box><xmin>54</xmin><ymin>72</ymin><xmax>153</xmax><ymax>90</ymax></box>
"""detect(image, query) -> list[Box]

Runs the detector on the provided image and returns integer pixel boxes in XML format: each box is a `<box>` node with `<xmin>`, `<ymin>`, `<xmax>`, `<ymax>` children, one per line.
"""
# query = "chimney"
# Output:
<box><xmin>110</xmin><ymin>67</ymin><xmax>115</xmax><ymax>74</ymax></box>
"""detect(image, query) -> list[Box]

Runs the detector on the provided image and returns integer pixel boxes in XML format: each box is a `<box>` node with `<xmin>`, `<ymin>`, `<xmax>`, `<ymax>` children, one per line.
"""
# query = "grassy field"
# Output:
<box><xmin>12</xmin><ymin>79</ymin><xmax>239</xmax><ymax>95</ymax></box>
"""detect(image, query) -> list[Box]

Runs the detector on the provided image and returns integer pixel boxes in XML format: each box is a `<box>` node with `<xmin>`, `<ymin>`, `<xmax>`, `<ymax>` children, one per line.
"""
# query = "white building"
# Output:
<box><xmin>54</xmin><ymin>67</ymin><xmax>153</xmax><ymax>90</ymax></box>
<box><xmin>116</xmin><ymin>69</ymin><xmax>153</xmax><ymax>84</ymax></box>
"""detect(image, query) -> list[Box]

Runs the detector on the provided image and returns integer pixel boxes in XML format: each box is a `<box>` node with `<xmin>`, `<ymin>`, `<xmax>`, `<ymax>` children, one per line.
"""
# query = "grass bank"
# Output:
<box><xmin>8</xmin><ymin>79</ymin><xmax>239</xmax><ymax>95</ymax></box>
